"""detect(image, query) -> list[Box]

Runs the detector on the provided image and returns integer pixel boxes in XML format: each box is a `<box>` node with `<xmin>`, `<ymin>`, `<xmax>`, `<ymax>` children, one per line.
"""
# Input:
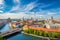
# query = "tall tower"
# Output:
<box><xmin>51</xmin><ymin>16</ymin><xmax>53</xmax><ymax>23</ymax></box>
<box><xmin>51</xmin><ymin>16</ymin><xmax>53</xmax><ymax>20</ymax></box>
<box><xmin>7</xmin><ymin>18</ymin><xmax>11</xmax><ymax>22</ymax></box>
<box><xmin>22</xmin><ymin>17</ymin><xmax>25</xmax><ymax>21</ymax></box>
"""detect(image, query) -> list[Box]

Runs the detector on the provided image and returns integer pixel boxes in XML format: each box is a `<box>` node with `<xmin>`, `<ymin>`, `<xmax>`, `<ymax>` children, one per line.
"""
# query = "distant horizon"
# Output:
<box><xmin>0</xmin><ymin>12</ymin><xmax>60</xmax><ymax>19</ymax></box>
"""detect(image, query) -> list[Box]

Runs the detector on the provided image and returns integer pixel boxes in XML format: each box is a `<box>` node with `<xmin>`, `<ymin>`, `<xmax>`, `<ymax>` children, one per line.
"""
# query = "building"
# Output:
<box><xmin>44</xmin><ymin>17</ymin><xmax>60</xmax><ymax>28</ymax></box>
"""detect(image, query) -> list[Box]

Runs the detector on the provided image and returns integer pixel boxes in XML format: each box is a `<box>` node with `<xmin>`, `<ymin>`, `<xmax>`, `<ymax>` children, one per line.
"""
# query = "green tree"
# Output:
<box><xmin>47</xmin><ymin>32</ymin><xmax>52</xmax><ymax>37</ymax></box>
<box><xmin>57</xmin><ymin>32</ymin><xmax>60</xmax><ymax>38</ymax></box>
<box><xmin>30</xmin><ymin>29</ymin><xmax>34</xmax><ymax>34</ymax></box>
<box><xmin>51</xmin><ymin>32</ymin><xmax>57</xmax><ymax>38</ymax></box>
<box><xmin>28</xmin><ymin>28</ymin><xmax>31</xmax><ymax>33</ymax></box>
<box><xmin>0</xmin><ymin>35</ymin><xmax>6</xmax><ymax>40</ymax></box>
<box><xmin>34</xmin><ymin>30</ymin><xmax>37</xmax><ymax>35</ymax></box>
<box><xmin>23</xmin><ymin>29</ymin><xmax>29</xmax><ymax>33</ymax></box>
<box><xmin>39</xmin><ymin>30</ymin><xmax>43</xmax><ymax>36</ymax></box>
<box><xmin>44</xmin><ymin>31</ymin><xmax>48</xmax><ymax>37</ymax></box>
<box><xmin>52</xmin><ymin>32</ymin><xmax>60</xmax><ymax>38</ymax></box>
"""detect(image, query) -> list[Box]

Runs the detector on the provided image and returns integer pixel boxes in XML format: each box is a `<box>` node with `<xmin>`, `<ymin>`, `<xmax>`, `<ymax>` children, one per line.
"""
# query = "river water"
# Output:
<box><xmin>0</xmin><ymin>23</ymin><xmax>47</xmax><ymax>40</ymax></box>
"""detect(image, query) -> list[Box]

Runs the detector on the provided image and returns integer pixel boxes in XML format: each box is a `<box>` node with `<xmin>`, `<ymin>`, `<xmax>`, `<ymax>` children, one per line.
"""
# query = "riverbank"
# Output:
<box><xmin>22</xmin><ymin>32</ymin><xmax>50</xmax><ymax>40</ymax></box>
<box><xmin>22</xmin><ymin>32</ymin><xmax>59</xmax><ymax>40</ymax></box>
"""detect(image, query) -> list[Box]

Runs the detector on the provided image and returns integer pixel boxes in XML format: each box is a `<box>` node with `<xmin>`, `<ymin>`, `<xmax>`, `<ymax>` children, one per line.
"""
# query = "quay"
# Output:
<box><xmin>0</xmin><ymin>28</ymin><xmax>22</xmax><ymax>37</ymax></box>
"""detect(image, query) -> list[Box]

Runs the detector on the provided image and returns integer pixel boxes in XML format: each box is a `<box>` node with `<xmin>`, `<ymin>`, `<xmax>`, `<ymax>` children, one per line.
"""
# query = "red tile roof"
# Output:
<box><xmin>23</xmin><ymin>25</ymin><xmax>60</xmax><ymax>32</ymax></box>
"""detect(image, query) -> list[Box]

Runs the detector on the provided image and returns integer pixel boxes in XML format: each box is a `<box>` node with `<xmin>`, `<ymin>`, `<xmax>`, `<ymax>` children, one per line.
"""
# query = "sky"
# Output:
<box><xmin>0</xmin><ymin>0</ymin><xmax>60</xmax><ymax>19</ymax></box>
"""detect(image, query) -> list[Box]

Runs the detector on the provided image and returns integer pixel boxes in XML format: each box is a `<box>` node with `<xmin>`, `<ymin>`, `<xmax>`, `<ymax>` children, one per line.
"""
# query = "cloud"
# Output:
<box><xmin>0</xmin><ymin>0</ymin><xmax>5</xmax><ymax>9</ymax></box>
<box><xmin>0</xmin><ymin>0</ymin><xmax>4</xmax><ymax>4</ymax></box>
<box><xmin>10</xmin><ymin>5</ymin><xmax>20</xmax><ymax>12</ymax></box>
<box><xmin>24</xmin><ymin>2</ymin><xmax>36</xmax><ymax>11</ymax></box>
<box><xmin>24</xmin><ymin>1</ymin><xmax>53</xmax><ymax>12</ymax></box>
<box><xmin>38</xmin><ymin>7</ymin><xmax>58</xmax><ymax>15</ymax></box>
<box><xmin>0</xmin><ymin>0</ymin><xmax>58</xmax><ymax>18</ymax></box>
<box><xmin>13</xmin><ymin>0</ymin><xmax>20</xmax><ymax>4</ymax></box>
<box><xmin>41</xmin><ymin>2</ymin><xmax>56</xmax><ymax>9</ymax></box>
<box><xmin>9</xmin><ymin>0</ymin><xmax>21</xmax><ymax>12</ymax></box>
<box><xmin>10</xmin><ymin>0</ymin><xmax>38</xmax><ymax>13</ymax></box>
<box><xmin>0</xmin><ymin>12</ymin><xmax>45</xmax><ymax>19</ymax></box>
<box><xmin>0</xmin><ymin>10</ymin><xmax>3</xmax><ymax>13</ymax></box>
<box><xmin>24</xmin><ymin>1</ymin><xmax>39</xmax><ymax>12</ymax></box>
<box><xmin>40</xmin><ymin>3</ymin><xmax>54</xmax><ymax>9</ymax></box>
<box><xmin>47</xmin><ymin>12</ymin><xmax>56</xmax><ymax>15</ymax></box>
<box><xmin>9</xmin><ymin>0</ymin><xmax>55</xmax><ymax>13</ymax></box>
<box><xmin>0</xmin><ymin>12</ymin><xmax>29</xmax><ymax>19</ymax></box>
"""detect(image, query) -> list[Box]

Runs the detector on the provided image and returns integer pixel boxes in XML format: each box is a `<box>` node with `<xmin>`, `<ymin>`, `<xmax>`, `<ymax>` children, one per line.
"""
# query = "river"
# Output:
<box><xmin>0</xmin><ymin>23</ymin><xmax>47</xmax><ymax>40</ymax></box>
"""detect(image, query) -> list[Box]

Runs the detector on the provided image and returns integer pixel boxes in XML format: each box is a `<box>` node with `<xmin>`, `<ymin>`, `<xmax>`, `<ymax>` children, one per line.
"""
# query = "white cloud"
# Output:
<box><xmin>0</xmin><ymin>12</ymin><xmax>45</xmax><ymax>19</ymax></box>
<box><xmin>24</xmin><ymin>2</ymin><xmax>35</xmax><ymax>11</ymax></box>
<box><xmin>0</xmin><ymin>0</ymin><xmax>4</xmax><ymax>4</ymax></box>
<box><xmin>10</xmin><ymin>5</ymin><xmax>20</xmax><ymax>12</ymax></box>
<box><xmin>23</xmin><ymin>2</ymin><xmax>56</xmax><ymax>14</ymax></box>
<box><xmin>40</xmin><ymin>2</ymin><xmax>56</xmax><ymax>9</ymax></box>
<box><xmin>1</xmin><ymin>11</ymin><xmax>55</xmax><ymax>19</ymax></box>
<box><xmin>40</xmin><ymin>4</ymin><xmax>53</xmax><ymax>8</ymax></box>
<box><xmin>38</xmin><ymin>8</ymin><xmax>57</xmax><ymax>15</ymax></box>
<box><xmin>0</xmin><ymin>12</ymin><xmax>29</xmax><ymax>19</ymax></box>
<box><xmin>9</xmin><ymin>0</ymin><xmax>21</xmax><ymax>12</ymax></box>
<box><xmin>24</xmin><ymin>1</ymin><xmax>38</xmax><ymax>12</ymax></box>
<box><xmin>48</xmin><ymin>12</ymin><xmax>56</xmax><ymax>15</ymax></box>
<box><xmin>0</xmin><ymin>10</ymin><xmax>3</xmax><ymax>13</ymax></box>
<box><xmin>9</xmin><ymin>1</ymin><xmax>38</xmax><ymax>12</ymax></box>
<box><xmin>0</xmin><ymin>0</ymin><xmax>57</xmax><ymax>19</ymax></box>
<box><xmin>13</xmin><ymin>0</ymin><xmax>20</xmax><ymax>4</ymax></box>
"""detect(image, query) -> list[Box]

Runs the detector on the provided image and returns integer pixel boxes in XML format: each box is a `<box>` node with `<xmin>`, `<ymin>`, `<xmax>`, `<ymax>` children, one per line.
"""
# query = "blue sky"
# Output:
<box><xmin>0</xmin><ymin>0</ymin><xmax>60</xmax><ymax>18</ymax></box>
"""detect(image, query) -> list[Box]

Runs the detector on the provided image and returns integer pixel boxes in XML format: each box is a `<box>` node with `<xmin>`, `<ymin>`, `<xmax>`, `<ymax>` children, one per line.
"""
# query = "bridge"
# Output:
<box><xmin>0</xmin><ymin>28</ymin><xmax>22</xmax><ymax>37</ymax></box>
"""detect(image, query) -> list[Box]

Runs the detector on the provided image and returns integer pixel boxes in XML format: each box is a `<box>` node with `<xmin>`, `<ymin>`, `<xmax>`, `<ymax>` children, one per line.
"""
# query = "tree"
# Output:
<box><xmin>39</xmin><ymin>30</ymin><xmax>43</xmax><ymax>36</ymax></box>
<box><xmin>0</xmin><ymin>35</ymin><xmax>6</xmax><ymax>40</ymax></box>
<box><xmin>23</xmin><ymin>29</ymin><xmax>29</xmax><ymax>33</ymax></box>
<box><xmin>44</xmin><ymin>31</ymin><xmax>48</xmax><ymax>37</ymax></box>
<box><xmin>47</xmin><ymin>32</ymin><xmax>52</xmax><ymax>37</ymax></box>
<box><xmin>34</xmin><ymin>30</ymin><xmax>37</xmax><ymax>35</ymax></box>
<box><xmin>51</xmin><ymin>32</ymin><xmax>57</xmax><ymax>38</ymax></box>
